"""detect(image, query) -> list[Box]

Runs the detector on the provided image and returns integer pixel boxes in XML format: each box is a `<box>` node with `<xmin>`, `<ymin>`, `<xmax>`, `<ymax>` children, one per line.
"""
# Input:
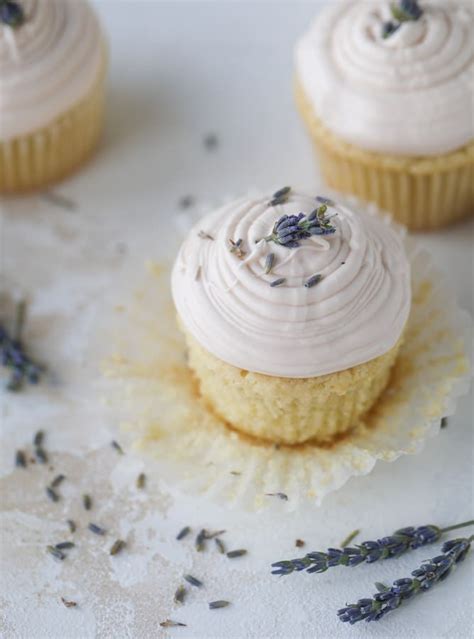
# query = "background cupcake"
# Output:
<box><xmin>0</xmin><ymin>0</ymin><xmax>107</xmax><ymax>193</ymax></box>
<box><xmin>295</xmin><ymin>0</ymin><xmax>474</xmax><ymax>230</ymax></box>
<box><xmin>172</xmin><ymin>189</ymin><xmax>411</xmax><ymax>445</ymax></box>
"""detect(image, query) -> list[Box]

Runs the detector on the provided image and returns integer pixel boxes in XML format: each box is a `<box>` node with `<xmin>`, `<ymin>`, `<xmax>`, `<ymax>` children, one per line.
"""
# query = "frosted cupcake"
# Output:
<box><xmin>172</xmin><ymin>188</ymin><xmax>411</xmax><ymax>445</ymax></box>
<box><xmin>0</xmin><ymin>0</ymin><xmax>107</xmax><ymax>193</ymax></box>
<box><xmin>295</xmin><ymin>0</ymin><xmax>474</xmax><ymax>230</ymax></box>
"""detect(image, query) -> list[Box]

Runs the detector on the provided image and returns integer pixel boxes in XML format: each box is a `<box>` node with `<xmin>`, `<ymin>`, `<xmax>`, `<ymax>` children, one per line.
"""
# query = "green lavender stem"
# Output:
<box><xmin>338</xmin><ymin>536</ymin><xmax>473</xmax><ymax>624</ymax></box>
<box><xmin>271</xmin><ymin>520</ymin><xmax>474</xmax><ymax>576</ymax></box>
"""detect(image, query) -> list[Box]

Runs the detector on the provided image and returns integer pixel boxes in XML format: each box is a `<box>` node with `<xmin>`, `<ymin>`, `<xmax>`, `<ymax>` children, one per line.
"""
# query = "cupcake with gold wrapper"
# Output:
<box><xmin>295</xmin><ymin>0</ymin><xmax>474</xmax><ymax>230</ymax></box>
<box><xmin>0</xmin><ymin>0</ymin><xmax>107</xmax><ymax>193</ymax></box>
<box><xmin>172</xmin><ymin>187</ymin><xmax>411</xmax><ymax>446</ymax></box>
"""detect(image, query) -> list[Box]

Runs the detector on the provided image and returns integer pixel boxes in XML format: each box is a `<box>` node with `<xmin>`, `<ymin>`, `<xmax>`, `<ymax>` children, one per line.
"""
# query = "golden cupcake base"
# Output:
<box><xmin>183</xmin><ymin>328</ymin><xmax>403</xmax><ymax>446</ymax></box>
<box><xmin>295</xmin><ymin>80</ymin><xmax>474</xmax><ymax>231</ymax></box>
<box><xmin>0</xmin><ymin>54</ymin><xmax>107</xmax><ymax>194</ymax></box>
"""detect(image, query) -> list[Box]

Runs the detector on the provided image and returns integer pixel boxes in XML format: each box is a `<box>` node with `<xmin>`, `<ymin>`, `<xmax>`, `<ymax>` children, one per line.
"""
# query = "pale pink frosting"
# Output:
<box><xmin>295</xmin><ymin>0</ymin><xmax>474</xmax><ymax>156</ymax></box>
<box><xmin>172</xmin><ymin>191</ymin><xmax>411</xmax><ymax>378</ymax></box>
<box><xmin>0</xmin><ymin>0</ymin><xmax>104</xmax><ymax>140</ymax></box>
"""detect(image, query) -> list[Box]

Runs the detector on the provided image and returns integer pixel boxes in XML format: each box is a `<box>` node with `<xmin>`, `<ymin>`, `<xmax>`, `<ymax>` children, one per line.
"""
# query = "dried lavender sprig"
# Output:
<box><xmin>264</xmin><ymin>205</ymin><xmax>336</xmax><ymax>249</ymax></box>
<box><xmin>338</xmin><ymin>536</ymin><xmax>473</xmax><ymax>625</ymax></box>
<box><xmin>271</xmin><ymin>520</ymin><xmax>474</xmax><ymax>576</ymax></box>
<box><xmin>0</xmin><ymin>304</ymin><xmax>43</xmax><ymax>391</ymax></box>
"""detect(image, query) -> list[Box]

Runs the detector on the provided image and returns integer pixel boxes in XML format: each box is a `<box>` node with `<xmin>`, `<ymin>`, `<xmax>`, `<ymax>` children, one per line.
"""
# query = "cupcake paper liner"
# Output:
<box><xmin>100</xmin><ymin>196</ymin><xmax>472</xmax><ymax>512</ymax></box>
<box><xmin>295</xmin><ymin>80</ymin><xmax>474</xmax><ymax>231</ymax></box>
<box><xmin>0</xmin><ymin>52</ymin><xmax>107</xmax><ymax>194</ymax></box>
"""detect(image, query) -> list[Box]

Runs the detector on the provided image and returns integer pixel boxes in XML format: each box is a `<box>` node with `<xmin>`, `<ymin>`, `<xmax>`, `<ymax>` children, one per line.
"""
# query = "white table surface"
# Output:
<box><xmin>1</xmin><ymin>2</ymin><xmax>473</xmax><ymax>638</ymax></box>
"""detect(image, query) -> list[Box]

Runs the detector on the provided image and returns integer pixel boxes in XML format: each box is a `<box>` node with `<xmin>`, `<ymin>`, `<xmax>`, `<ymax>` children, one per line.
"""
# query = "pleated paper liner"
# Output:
<box><xmin>295</xmin><ymin>80</ymin><xmax>474</xmax><ymax>231</ymax></box>
<box><xmin>100</xmin><ymin>198</ymin><xmax>471</xmax><ymax>512</ymax></box>
<box><xmin>0</xmin><ymin>51</ymin><xmax>107</xmax><ymax>194</ymax></box>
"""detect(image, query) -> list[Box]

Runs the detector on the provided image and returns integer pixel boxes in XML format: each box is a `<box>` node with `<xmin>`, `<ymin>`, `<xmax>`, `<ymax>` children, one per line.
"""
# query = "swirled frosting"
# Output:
<box><xmin>0</xmin><ymin>0</ymin><xmax>104</xmax><ymax>140</ymax></box>
<box><xmin>172</xmin><ymin>191</ymin><xmax>411</xmax><ymax>378</ymax></box>
<box><xmin>295</xmin><ymin>0</ymin><xmax>474</xmax><ymax>156</ymax></box>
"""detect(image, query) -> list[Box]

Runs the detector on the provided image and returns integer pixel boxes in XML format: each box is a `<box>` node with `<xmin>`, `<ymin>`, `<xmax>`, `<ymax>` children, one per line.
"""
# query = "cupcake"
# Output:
<box><xmin>172</xmin><ymin>188</ymin><xmax>411</xmax><ymax>445</ymax></box>
<box><xmin>295</xmin><ymin>0</ymin><xmax>474</xmax><ymax>230</ymax></box>
<box><xmin>0</xmin><ymin>0</ymin><xmax>107</xmax><ymax>193</ymax></box>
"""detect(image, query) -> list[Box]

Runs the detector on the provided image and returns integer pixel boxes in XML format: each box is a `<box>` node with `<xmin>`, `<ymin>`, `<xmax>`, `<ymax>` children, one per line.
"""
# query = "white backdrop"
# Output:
<box><xmin>0</xmin><ymin>2</ymin><xmax>473</xmax><ymax>638</ymax></box>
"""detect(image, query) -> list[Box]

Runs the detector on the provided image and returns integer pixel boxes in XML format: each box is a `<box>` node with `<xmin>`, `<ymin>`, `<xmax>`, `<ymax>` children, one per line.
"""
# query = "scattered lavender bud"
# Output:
<box><xmin>269</xmin><ymin>186</ymin><xmax>291</xmax><ymax>206</ymax></box>
<box><xmin>266</xmin><ymin>492</ymin><xmax>288</xmax><ymax>501</ymax></box>
<box><xmin>304</xmin><ymin>274</ymin><xmax>322</xmax><ymax>289</ymax></box>
<box><xmin>198</xmin><ymin>230</ymin><xmax>214</xmax><ymax>240</ymax></box>
<box><xmin>184</xmin><ymin>574</ymin><xmax>203</xmax><ymax>588</ymax></box>
<box><xmin>227</xmin><ymin>549</ymin><xmax>247</xmax><ymax>559</ymax></box>
<box><xmin>195</xmin><ymin>529</ymin><xmax>207</xmax><ymax>552</ymax></box>
<box><xmin>209</xmin><ymin>600</ymin><xmax>230</xmax><ymax>609</ymax></box>
<box><xmin>179</xmin><ymin>195</ymin><xmax>194</xmax><ymax>209</ymax></box>
<box><xmin>51</xmin><ymin>474</ymin><xmax>65</xmax><ymax>488</ymax></box>
<box><xmin>55</xmin><ymin>542</ymin><xmax>74</xmax><ymax>550</ymax></box>
<box><xmin>215</xmin><ymin>538</ymin><xmax>226</xmax><ymax>554</ymax></box>
<box><xmin>111</xmin><ymin>440</ymin><xmax>124</xmax><ymax>455</ymax></box>
<box><xmin>15</xmin><ymin>450</ymin><xmax>27</xmax><ymax>468</ymax></box>
<box><xmin>110</xmin><ymin>539</ymin><xmax>126</xmax><ymax>555</ymax></box>
<box><xmin>35</xmin><ymin>447</ymin><xmax>48</xmax><ymax>464</ymax></box>
<box><xmin>176</xmin><ymin>526</ymin><xmax>191</xmax><ymax>541</ymax></box>
<box><xmin>82</xmin><ymin>494</ymin><xmax>92</xmax><ymax>511</ymax></box>
<box><xmin>264</xmin><ymin>253</ymin><xmax>275</xmax><ymax>275</ymax></box>
<box><xmin>46</xmin><ymin>487</ymin><xmax>60</xmax><ymax>503</ymax></box>
<box><xmin>160</xmin><ymin>620</ymin><xmax>187</xmax><ymax>628</ymax></box>
<box><xmin>40</xmin><ymin>191</ymin><xmax>76</xmax><ymax>211</ymax></box>
<box><xmin>67</xmin><ymin>520</ymin><xmax>77</xmax><ymax>533</ymax></box>
<box><xmin>47</xmin><ymin>545</ymin><xmax>65</xmax><ymax>561</ymax></box>
<box><xmin>174</xmin><ymin>585</ymin><xmax>187</xmax><ymax>604</ymax></box>
<box><xmin>136</xmin><ymin>472</ymin><xmax>146</xmax><ymax>489</ymax></box>
<box><xmin>270</xmin><ymin>278</ymin><xmax>285</xmax><ymax>288</ymax></box>
<box><xmin>203</xmin><ymin>133</ymin><xmax>218</xmax><ymax>151</ymax></box>
<box><xmin>61</xmin><ymin>597</ymin><xmax>78</xmax><ymax>608</ymax></box>
<box><xmin>316</xmin><ymin>195</ymin><xmax>335</xmax><ymax>206</ymax></box>
<box><xmin>228</xmin><ymin>238</ymin><xmax>246</xmax><ymax>259</ymax></box>
<box><xmin>88</xmin><ymin>523</ymin><xmax>106</xmax><ymax>536</ymax></box>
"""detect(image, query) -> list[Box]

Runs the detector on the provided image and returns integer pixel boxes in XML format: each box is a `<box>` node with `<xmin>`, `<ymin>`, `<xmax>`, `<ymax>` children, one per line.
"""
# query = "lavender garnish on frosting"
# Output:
<box><xmin>382</xmin><ymin>0</ymin><xmax>423</xmax><ymax>39</ymax></box>
<box><xmin>228</xmin><ymin>238</ymin><xmax>246</xmax><ymax>259</ymax></box>
<box><xmin>0</xmin><ymin>0</ymin><xmax>25</xmax><ymax>28</ymax></box>
<box><xmin>264</xmin><ymin>197</ymin><xmax>336</xmax><ymax>248</ymax></box>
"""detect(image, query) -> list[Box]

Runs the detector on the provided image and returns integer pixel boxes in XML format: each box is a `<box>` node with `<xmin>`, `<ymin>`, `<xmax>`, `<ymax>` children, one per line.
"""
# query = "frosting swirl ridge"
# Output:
<box><xmin>295</xmin><ymin>0</ymin><xmax>474</xmax><ymax>155</ymax></box>
<box><xmin>0</xmin><ymin>0</ymin><xmax>104</xmax><ymax>140</ymax></box>
<box><xmin>172</xmin><ymin>192</ymin><xmax>411</xmax><ymax>378</ymax></box>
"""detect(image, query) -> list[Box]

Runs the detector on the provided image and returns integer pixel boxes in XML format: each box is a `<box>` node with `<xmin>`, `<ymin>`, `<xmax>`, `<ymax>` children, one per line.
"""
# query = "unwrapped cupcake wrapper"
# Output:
<box><xmin>295</xmin><ymin>80</ymin><xmax>474</xmax><ymax>231</ymax></box>
<box><xmin>0</xmin><ymin>54</ymin><xmax>107</xmax><ymax>194</ymax></box>
<box><xmin>100</xmin><ymin>196</ymin><xmax>471</xmax><ymax>512</ymax></box>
